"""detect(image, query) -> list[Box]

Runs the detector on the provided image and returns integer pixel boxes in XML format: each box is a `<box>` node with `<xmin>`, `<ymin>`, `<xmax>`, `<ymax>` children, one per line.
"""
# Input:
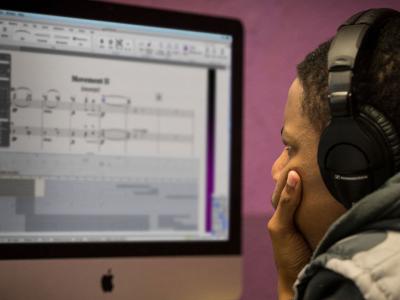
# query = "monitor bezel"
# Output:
<box><xmin>0</xmin><ymin>0</ymin><xmax>243</xmax><ymax>259</ymax></box>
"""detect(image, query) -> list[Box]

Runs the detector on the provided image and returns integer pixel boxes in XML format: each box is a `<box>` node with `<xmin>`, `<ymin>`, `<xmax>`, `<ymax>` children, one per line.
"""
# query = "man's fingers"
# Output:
<box><xmin>274</xmin><ymin>170</ymin><xmax>302</xmax><ymax>225</ymax></box>
<box><xmin>272</xmin><ymin>171</ymin><xmax>289</xmax><ymax>209</ymax></box>
<box><xmin>267</xmin><ymin>170</ymin><xmax>311</xmax><ymax>299</ymax></box>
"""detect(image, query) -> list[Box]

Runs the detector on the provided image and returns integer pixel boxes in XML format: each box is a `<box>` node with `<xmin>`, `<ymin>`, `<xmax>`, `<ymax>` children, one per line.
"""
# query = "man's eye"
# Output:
<box><xmin>285</xmin><ymin>146</ymin><xmax>294</xmax><ymax>156</ymax></box>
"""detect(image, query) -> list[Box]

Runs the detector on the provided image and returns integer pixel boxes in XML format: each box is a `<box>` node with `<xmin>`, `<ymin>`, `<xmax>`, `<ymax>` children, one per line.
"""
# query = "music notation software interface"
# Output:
<box><xmin>0</xmin><ymin>10</ymin><xmax>232</xmax><ymax>243</ymax></box>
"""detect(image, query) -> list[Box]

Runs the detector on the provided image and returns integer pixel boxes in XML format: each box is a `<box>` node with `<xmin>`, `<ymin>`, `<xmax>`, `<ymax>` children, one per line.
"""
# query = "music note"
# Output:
<box><xmin>44</xmin><ymin>89</ymin><xmax>60</xmax><ymax>109</ymax></box>
<box><xmin>69</xmin><ymin>97</ymin><xmax>76</xmax><ymax>116</ymax></box>
<box><xmin>14</xmin><ymin>87</ymin><xmax>32</xmax><ymax>107</ymax></box>
<box><xmin>11</xmin><ymin>124</ymin><xmax>17</xmax><ymax>141</ymax></box>
<box><xmin>70</xmin><ymin>129</ymin><xmax>76</xmax><ymax>146</ymax></box>
<box><xmin>25</xmin><ymin>126</ymin><xmax>32</xmax><ymax>136</ymax></box>
<box><xmin>91</xmin><ymin>99</ymin><xmax>96</xmax><ymax>112</ymax></box>
<box><xmin>84</xmin><ymin>97</ymin><xmax>89</xmax><ymax>112</ymax></box>
<box><xmin>42</xmin><ymin>129</ymin><xmax>49</xmax><ymax>142</ymax></box>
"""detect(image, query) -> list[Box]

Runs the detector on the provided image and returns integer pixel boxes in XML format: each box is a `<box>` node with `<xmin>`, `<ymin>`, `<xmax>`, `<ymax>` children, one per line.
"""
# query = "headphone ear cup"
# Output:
<box><xmin>318</xmin><ymin>118</ymin><xmax>374</xmax><ymax>208</ymax></box>
<box><xmin>318</xmin><ymin>105</ymin><xmax>398</xmax><ymax>208</ymax></box>
<box><xmin>359</xmin><ymin>105</ymin><xmax>400</xmax><ymax>172</ymax></box>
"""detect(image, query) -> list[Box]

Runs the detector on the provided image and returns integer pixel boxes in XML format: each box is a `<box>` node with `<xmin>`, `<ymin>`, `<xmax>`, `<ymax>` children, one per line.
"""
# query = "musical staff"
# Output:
<box><xmin>8</xmin><ymin>86</ymin><xmax>195</xmax><ymax>156</ymax></box>
<box><xmin>10</xmin><ymin>92</ymin><xmax>194</xmax><ymax>118</ymax></box>
<box><xmin>10</xmin><ymin>125</ymin><xmax>193</xmax><ymax>144</ymax></box>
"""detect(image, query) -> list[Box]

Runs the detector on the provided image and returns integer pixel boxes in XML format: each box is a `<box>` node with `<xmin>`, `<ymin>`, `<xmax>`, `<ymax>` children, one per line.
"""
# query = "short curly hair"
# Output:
<box><xmin>297</xmin><ymin>14</ymin><xmax>400</xmax><ymax>134</ymax></box>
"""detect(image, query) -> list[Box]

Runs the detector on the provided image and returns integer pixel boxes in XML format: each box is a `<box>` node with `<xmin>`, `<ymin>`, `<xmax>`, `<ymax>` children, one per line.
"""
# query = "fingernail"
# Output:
<box><xmin>287</xmin><ymin>171</ymin><xmax>298</xmax><ymax>188</ymax></box>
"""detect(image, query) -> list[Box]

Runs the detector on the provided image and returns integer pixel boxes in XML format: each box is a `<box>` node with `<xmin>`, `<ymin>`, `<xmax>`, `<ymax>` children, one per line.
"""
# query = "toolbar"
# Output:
<box><xmin>0</xmin><ymin>18</ymin><xmax>231</xmax><ymax>67</ymax></box>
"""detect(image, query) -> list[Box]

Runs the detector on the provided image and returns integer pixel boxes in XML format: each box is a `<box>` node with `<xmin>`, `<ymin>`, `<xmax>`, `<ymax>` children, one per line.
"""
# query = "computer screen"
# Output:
<box><xmin>0</xmin><ymin>1</ymin><xmax>242</xmax><ymax>258</ymax></box>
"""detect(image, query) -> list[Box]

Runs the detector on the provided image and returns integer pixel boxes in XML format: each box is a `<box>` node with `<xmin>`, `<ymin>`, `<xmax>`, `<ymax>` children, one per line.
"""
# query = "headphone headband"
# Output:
<box><xmin>328</xmin><ymin>9</ymin><xmax>399</xmax><ymax>118</ymax></box>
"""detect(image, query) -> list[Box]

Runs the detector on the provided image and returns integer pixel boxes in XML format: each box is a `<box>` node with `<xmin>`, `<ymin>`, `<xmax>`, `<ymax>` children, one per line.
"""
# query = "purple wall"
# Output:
<box><xmin>109</xmin><ymin>1</ymin><xmax>400</xmax><ymax>299</ymax></box>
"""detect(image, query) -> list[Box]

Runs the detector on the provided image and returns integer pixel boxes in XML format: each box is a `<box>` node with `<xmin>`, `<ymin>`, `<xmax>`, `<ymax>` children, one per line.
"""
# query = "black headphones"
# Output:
<box><xmin>318</xmin><ymin>8</ymin><xmax>400</xmax><ymax>209</ymax></box>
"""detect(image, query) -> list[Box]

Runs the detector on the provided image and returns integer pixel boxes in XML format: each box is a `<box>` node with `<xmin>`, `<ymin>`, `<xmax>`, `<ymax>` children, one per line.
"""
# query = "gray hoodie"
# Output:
<box><xmin>294</xmin><ymin>172</ymin><xmax>400</xmax><ymax>300</ymax></box>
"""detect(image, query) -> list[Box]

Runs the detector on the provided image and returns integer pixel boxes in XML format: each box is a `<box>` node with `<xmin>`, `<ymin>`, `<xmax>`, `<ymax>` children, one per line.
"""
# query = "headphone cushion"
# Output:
<box><xmin>359</xmin><ymin>105</ymin><xmax>400</xmax><ymax>171</ymax></box>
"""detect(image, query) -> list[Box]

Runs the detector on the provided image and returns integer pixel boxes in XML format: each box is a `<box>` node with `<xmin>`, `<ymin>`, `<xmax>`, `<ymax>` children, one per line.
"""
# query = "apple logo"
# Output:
<box><xmin>101</xmin><ymin>269</ymin><xmax>114</xmax><ymax>293</ymax></box>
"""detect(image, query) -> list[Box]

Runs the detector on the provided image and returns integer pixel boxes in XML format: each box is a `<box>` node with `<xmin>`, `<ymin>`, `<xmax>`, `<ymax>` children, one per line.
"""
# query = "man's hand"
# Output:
<box><xmin>267</xmin><ymin>170</ymin><xmax>312</xmax><ymax>300</ymax></box>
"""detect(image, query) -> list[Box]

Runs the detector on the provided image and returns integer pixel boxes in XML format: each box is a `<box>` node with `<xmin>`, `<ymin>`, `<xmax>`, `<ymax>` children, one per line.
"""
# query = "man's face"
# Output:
<box><xmin>271</xmin><ymin>78</ymin><xmax>347</xmax><ymax>250</ymax></box>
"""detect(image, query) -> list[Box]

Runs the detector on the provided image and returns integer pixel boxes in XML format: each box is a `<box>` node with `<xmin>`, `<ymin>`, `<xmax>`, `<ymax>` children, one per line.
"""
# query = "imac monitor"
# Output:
<box><xmin>0</xmin><ymin>1</ymin><xmax>243</xmax><ymax>299</ymax></box>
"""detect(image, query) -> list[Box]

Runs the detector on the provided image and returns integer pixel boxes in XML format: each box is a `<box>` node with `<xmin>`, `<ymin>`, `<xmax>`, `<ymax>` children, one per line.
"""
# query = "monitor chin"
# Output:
<box><xmin>0</xmin><ymin>256</ymin><xmax>242</xmax><ymax>300</ymax></box>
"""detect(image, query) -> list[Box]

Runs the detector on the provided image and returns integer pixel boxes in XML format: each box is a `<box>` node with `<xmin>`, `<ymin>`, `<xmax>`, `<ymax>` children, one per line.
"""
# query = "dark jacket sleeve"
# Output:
<box><xmin>302</xmin><ymin>268</ymin><xmax>364</xmax><ymax>300</ymax></box>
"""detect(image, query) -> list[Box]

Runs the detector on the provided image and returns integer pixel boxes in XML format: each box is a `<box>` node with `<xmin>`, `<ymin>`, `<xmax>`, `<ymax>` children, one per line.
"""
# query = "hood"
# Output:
<box><xmin>313</xmin><ymin>172</ymin><xmax>400</xmax><ymax>259</ymax></box>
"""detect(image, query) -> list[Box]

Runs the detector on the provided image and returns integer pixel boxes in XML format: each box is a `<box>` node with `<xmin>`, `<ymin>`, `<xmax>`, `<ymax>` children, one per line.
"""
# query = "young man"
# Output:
<box><xmin>268</xmin><ymin>9</ymin><xmax>400</xmax><ymax>300</ymax></box>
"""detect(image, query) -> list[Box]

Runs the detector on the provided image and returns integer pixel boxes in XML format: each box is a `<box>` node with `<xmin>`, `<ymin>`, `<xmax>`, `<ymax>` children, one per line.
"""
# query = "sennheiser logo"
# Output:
<box><xmin>334</xmin><ymin>174</ymin><xmax>369</xmax><ymax>181</ymax></box>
